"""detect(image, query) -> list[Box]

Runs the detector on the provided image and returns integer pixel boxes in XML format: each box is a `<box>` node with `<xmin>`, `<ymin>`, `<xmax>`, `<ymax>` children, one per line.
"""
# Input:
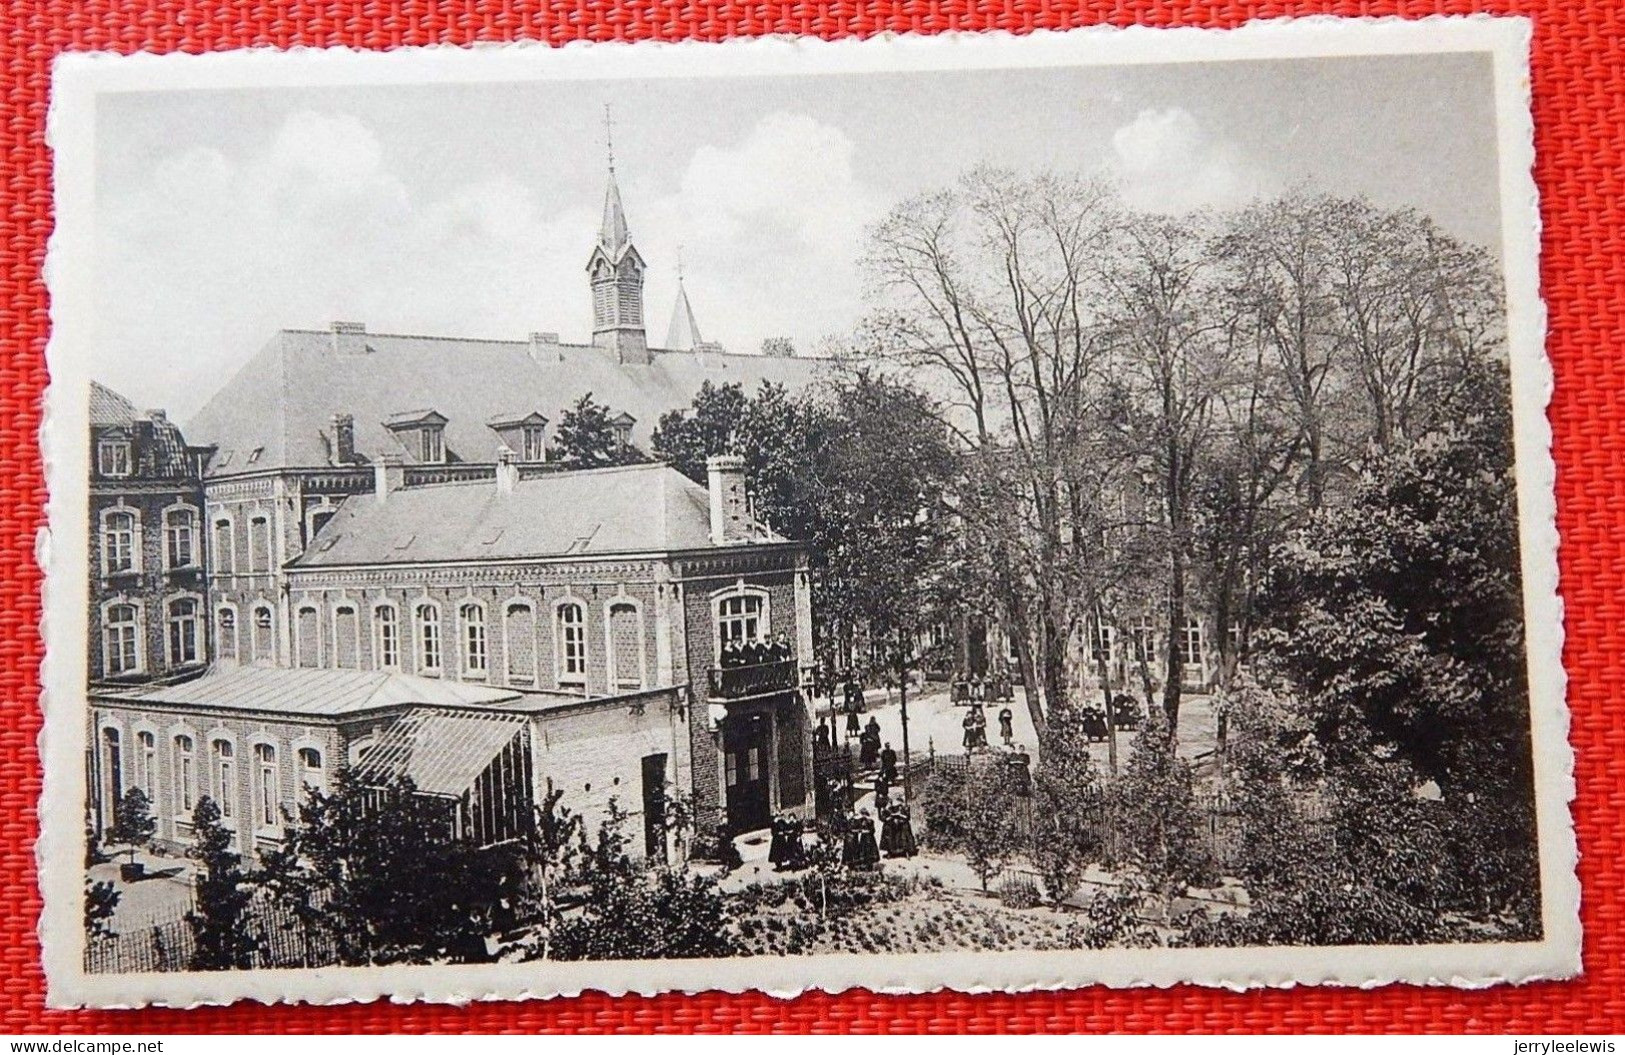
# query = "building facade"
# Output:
<box><xmin>267</xmin><ymin>456</ymin><xmax>816</xmax><ymax>838</ymax></box>
<box><xmin>88</xmin><ymin>382</ymin><xmax>212</xmax><ymax>687</ymax></box>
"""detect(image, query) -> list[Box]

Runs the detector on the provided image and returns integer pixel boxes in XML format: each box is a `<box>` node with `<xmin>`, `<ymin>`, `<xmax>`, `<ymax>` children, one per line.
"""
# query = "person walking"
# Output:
<box><xmin>860</xmin><ymin>716</ymin><xmax>882</xmax><ymax>768</ymax></box>
<box><xmin>879</xmin><ymin>741</ymin><xmax>898</xmax><ymax>786</ymax></box>
<box><xmin>998</xmin><ymin>706</ymin><xmax>1014</xmax><ymax>748</ymax></box>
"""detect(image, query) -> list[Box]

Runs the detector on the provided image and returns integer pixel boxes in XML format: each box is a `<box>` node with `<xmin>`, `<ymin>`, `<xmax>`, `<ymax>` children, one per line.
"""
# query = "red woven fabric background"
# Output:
<box><xmin>2</xmin><ymin>0</ymin><xmax>1620</xmax><ymax>1034</ymax></box>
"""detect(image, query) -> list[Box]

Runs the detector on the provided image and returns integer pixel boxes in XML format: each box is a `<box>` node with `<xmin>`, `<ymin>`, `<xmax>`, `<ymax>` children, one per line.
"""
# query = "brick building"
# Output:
<box><xmin>266</xmin><ymin>454</ymin><xmax>815</xmax><ymax>838</ymax></box>
<box><xmin>88</xmin><ymin>381</ymin><xmax>212</xmax><ymax>687</ymax></box>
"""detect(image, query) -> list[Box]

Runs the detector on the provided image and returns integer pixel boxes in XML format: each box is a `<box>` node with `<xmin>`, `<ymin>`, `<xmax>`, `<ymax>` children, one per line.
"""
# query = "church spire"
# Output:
<box><xmin>665</xmin><ymin>253</ymin><xmax>703</xmax><ymax>352</ymax></box>
<box><xmin>598</xmin><ymin>104</ymin><xmax>631</xmax><ymax>254</ymax></box>
<box><xmin>586</xmin><ymin>104</ymin><xmax>649</xmax><ymax>365</ymax></box>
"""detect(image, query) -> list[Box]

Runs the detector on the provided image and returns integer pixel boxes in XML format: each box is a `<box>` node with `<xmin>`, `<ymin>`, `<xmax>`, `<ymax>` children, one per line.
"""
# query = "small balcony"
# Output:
<box><xmin>708</xmin><ymin>660</ymin><xmax>798</xmax><ymax>701</ymax></box>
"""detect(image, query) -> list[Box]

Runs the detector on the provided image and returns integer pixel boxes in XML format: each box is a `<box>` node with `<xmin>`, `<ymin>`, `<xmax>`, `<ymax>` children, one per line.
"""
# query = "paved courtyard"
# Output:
<box><xmin>811</xmin><ymin>682</ymin><xmax>1221</xmax><ymax>781</ymax></box>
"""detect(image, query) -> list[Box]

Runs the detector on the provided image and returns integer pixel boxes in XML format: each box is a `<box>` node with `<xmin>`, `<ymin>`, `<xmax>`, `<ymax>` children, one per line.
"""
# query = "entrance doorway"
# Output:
<box><xmin>723</xmin><ymin>713</ymin><xmax>772</xmax><ymax>835</ymax></box>
<box><xmin>641</xmin><ymin>752</ymin><xmax>668</xmax><ymax>864</ymax></box>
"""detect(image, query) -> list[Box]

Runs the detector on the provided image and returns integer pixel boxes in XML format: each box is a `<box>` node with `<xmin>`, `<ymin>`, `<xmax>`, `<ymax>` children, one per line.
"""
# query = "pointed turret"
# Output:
<box><xmin>599</xmin><ymin>172</ymin><xmax>631</xmax><ymax>258</ymax></box>
<box><xmin>665</xmin><ymin>277</ymin><xmax>703</xmax><ymax>352</ymax></box>
<box><xmin>586</xmin><ymin>106</ymin><xmax>649</xmax><ymax>365</ymax></box>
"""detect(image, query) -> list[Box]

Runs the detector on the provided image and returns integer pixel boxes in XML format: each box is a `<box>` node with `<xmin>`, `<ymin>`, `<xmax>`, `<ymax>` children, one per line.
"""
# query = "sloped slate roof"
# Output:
<box><xmin>90</xmin><ymin>381</ymin><xmax>139</xmax><ymax>428</ymax></box>
<box><xmin>184</xmin><ymin>327</ymin><xmax>835</xmax><ymax>478</ymax></box>
<box><xmin>350</xmin><ymin>708</ymin><xmax>527</xmax><ymax>797</ymax></box>
<box><xmin>291</xmin><ymin>462</ymin><xmax>785</xmax><ymax>567</ymax></box>
<box><xmin>93</xmin><ymin>665</ymin><xmax>521</xmax><ymax>717</ymax></box>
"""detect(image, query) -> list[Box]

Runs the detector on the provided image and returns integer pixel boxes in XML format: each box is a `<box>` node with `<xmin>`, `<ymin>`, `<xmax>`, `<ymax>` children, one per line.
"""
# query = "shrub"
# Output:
<box><xmin>996</xmin><ymin>876</ymin><xmax>1041</xmax><ymax>909</ymax></box>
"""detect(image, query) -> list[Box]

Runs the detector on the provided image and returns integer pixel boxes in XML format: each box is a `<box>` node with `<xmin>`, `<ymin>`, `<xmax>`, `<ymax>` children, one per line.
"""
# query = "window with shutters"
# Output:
<box><xmin>504</xmin><ymin>602</ymin><xmax>535</xmax><ymax>685</ymax></box>
<box><xmin>296</xmin><ymin>605</ymin><xmax>320</xmax><ymax>667</ymax></box>
<box><xmin>608</xmin><ymin>602</ymin><xmax>643</xmax><ymax>691</ymax></box>
<box><xmin>333</xmin><ymin>605</ymin><xmax>359</xmax><ymax>668</ymax></box>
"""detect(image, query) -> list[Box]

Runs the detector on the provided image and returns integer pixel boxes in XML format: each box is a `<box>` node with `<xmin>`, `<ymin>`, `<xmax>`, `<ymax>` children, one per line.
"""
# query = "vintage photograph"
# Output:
<box><xmin>42</xmin><ymin>20</ymin><xmax>1575</xmax><ymax>1006</ymax></box>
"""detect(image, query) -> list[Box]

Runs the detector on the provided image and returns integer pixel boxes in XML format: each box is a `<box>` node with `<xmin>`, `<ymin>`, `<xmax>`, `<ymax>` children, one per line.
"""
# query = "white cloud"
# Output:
<box><xmin>93</xmin><ymin>109</ymin><xmax>883</xmax><ymax>417</ymax></box>
<box><xmin>1109</xmin><ymin>107</ymin><xmax>1269</xmax><ymax>214</ymax></box>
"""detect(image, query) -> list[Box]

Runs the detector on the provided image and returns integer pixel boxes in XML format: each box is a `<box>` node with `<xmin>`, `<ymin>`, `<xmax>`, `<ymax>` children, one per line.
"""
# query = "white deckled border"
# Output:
<box><xmin>39</xmin><ymin>15</ymin><xmax>1575</xmax><ymax>1010</ymax></box>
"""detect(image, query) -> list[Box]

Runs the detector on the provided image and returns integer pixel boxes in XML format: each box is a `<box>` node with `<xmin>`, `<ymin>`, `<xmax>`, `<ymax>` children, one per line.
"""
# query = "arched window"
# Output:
<box><xmin>333</xmin><ymin>605</ymin><xmax>359</xmax><ymax>669</ymax></box>
<box><xmin>417</xmin><ymin>603</ymin><xmax>442</xmax><ymax>672</ymax></box>
<box><xmin>136</xmin><ymin>730</ymin><xmax>156</xmax><ymax>797</ymax></box>
<box><xmin>504</xmin><ymin>602</ymin><xmax>535</xmax><ymax>685</ymax></box>
<box><xmin>556</xmin><ymin>602</ymin><xmax>586</xmax><ymax>688</ymax></box>
<box><xmin>248</xmin><ymin>515</ymin><xmax>272</xmax><ymax>574</ymax></box>
<box><xmin>212</xmin><ymin>739</ymin><xmax>235</xmax><ymax>820</ymax></box>
<box><xmin>102</xmin><ymin>510</ymin><xmax>136</xmax><ymax>575</ymax></box>
<box><xmin>608</xmin><ymin>602</ymin><xmax>643</xmax><ymax>691</ymax></box>
<box><xmin>212</xmin><ymin>517</ymin><xmax>235</xmax><ymax>574</ymax></box>
<box><xmin>251</xmin><ymin>605</ymin><xmax>274</xmax><ymax>663</ymax></box>
<box><xmin>254</xmin><ymin>743</ymin><xmax>279</xmax><ymax>828</ymax></box>
<box><xmin>295</xmin><ymin>604</ymin><xmax>320</xmax><ymax>668</ymax></box>
<box><xmin>103</xmin><ymin>603</ymin><xmax>140</xmax><ymax>676</ymax></box>
<box><xmin>716</xmin><ymin>593</ymin><xmax>765</xmax><ymax>653</ymax></box>
<box><xmin>297</xmin><ymin>747</ymin><xmax>324</xmax><ymax>794</ymax></box>
<box><xmin>461</xmin><ymin>603</ymin><xmax>487</xmax><ymax>677</ymax></box>
<box><xmin>163</xmin><ymin>507</ymin><xmax>196</xmax><ymax>569</ymax></box>
<box><xmin>100</xmin><ymin>727</ymin><xmax>122</xmax><ymax>823</ymax></box>
<box><xmin>375</xmin><ymin>605</ymin><xmax>400</xmax><ymax>669</ymax></box>
<box><xmin>167</xmin><ymin>598</ymin><xmax>200</xmax><ymax>666</ymax></box>
<box><xmin>173</xmin><ymin>734</ymin><xmax>196</xmax><ymax>814</ymax></box>
<box><xmin>217</xmin><ymin>607</ymin><xmax>238</xmax><ymax>661</ymax></box>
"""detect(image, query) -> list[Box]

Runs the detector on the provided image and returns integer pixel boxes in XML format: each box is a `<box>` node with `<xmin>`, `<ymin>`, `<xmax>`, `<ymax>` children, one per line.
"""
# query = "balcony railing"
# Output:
<box><xmin>708</xmin><ymin>660</ymin><xmax>798</xmax><ymax>700</ymax></box>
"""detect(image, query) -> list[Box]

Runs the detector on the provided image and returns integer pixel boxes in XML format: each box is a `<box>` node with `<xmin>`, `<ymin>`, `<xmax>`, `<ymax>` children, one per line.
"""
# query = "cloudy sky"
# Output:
<box><xmin>90</xmin><ymin>51</ymin><xmax>1500</xmax><ymax>420</ymax></box>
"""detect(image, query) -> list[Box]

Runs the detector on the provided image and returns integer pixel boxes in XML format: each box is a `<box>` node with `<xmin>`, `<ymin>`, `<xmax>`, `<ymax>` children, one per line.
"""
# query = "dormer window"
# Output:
<box><xmin>608</xmin><ymin>411</ymin><xmax>636</xmax><ymax>449</ymax></box>
<box><xmin>383</xmin><ymin>409</ymin><xmax>449</xmax><ymax>465</ymax></box>
<box><xmin>97</xmin><ymin>437</ymin><xmax>132</xmax><ymax>478</ymax></box>
<box><xmin>486</xmin><ymin>411</ymin><xmax>549</xmax><ymax>463</ymax></box>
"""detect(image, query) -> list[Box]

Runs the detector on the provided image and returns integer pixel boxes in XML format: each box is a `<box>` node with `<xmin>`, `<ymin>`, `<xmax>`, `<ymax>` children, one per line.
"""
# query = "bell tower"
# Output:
<box><xmin>586</xmin><ymin>106</ymin><xmax>650</xmax><ymax>365</ymax></box>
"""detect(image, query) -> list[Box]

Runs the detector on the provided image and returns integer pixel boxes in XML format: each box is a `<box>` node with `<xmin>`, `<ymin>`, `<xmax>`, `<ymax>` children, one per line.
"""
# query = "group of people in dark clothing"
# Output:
<box><xmin>720</xmin><ymin>632</ymin><xmax>795</xmax><ymax>669</ymax></box>
<box><xmin>961</xmin><ymin>702</ymin><xmax>1017</xmax><ymax>750</ymax></box>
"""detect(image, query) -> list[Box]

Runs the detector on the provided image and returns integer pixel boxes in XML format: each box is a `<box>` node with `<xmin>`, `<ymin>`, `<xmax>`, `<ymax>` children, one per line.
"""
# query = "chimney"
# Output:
<box><xmin>706</xmin><ymin>454</ymin><xmax>749</xmax><ymax>545</ymax></box>
<box><xmin>495</xmin><ymin>445</ymin><xmax>519</xmax><ymax>495</ymax></box>
<box><xmin>331</xmin><ymin>414</ymin><xmax>355</xmax><ymax>464</ymax></box>
<box><xmin>373</xmin><ymin>453</ymin><xmax>404</xmax><ymax>504</ymax></box>
<box><xmin>145</xmin><ymin>409</ymin><xmax>168</xmax><ymax>423</ymax></box>
<box><xmin>331</xmin><ymin>321</ymin><xmax>367</xmax><ymax>356</ymax></box>
<box><xmin>528</xmin><ymin>332</ymin><xmax>563</xmax><ymax>362</ymax></box>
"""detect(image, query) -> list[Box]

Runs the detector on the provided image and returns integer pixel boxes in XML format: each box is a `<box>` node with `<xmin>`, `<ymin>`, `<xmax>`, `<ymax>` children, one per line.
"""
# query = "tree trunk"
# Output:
<box><xmin>1162</xmin><ymin>435</ymin><xmax>1186</xmax><ymax>738</ymax></box>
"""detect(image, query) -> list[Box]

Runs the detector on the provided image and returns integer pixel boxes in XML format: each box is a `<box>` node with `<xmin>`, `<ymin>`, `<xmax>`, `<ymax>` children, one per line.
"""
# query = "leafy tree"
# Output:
<box><xmin>518</xmin><ymin>783</ymin><xmax>584</xmax><ymax>962</ymax></box>
<box><xmin>84</xmin><ymin>879</ymin><xmax>120</xmax><ymax>941</ymax></box>
<box><xmin>546</xmin><ymin>799</ymin><xmax>733</xmax><ymax>960</ymax></box>
<box><xmin>551</xmin><ymin>392</ymin><xmax>650</xmax><ymax>469</ymax></box>
<box><xmin>186</xmin><ymin>796</ymin><xmax>257</xmax><ymax>970</ymax></box>
<box><xmin>1258</xmin><ymin>360</ymin><xmax>1531</xmax><ymax>807</ymax></box>
<box><xmin>111</xmin><ymin>786</ymin><xmax>156</xmax><ymax>867</ymax></box>
<box><xmin>952</xmin><ymin>766</ymin><xmax>1023</xmax><ymax>893</ymax></box>
<box><xmin>1031</xmin><ymin>712</ymin><xmax>1105</xmax><ymax>907</ymax></box>
<box><xmin>259</xmin><ymin>772</ymin><xmax>513</xmax><ymax>965</ymax></box>
<box><xmin>1109</xmin><ymin>715</ymin><xmax>1212</xmax><ymax>914</ymax></box>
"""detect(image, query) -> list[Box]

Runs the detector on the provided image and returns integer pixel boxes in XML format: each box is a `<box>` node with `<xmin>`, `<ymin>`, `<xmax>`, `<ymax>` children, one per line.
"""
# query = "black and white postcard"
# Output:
<box><xmin>40</xmin><ymin>18</ymin><xmax>1576</xmax><ymax>1008</ymax></box>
